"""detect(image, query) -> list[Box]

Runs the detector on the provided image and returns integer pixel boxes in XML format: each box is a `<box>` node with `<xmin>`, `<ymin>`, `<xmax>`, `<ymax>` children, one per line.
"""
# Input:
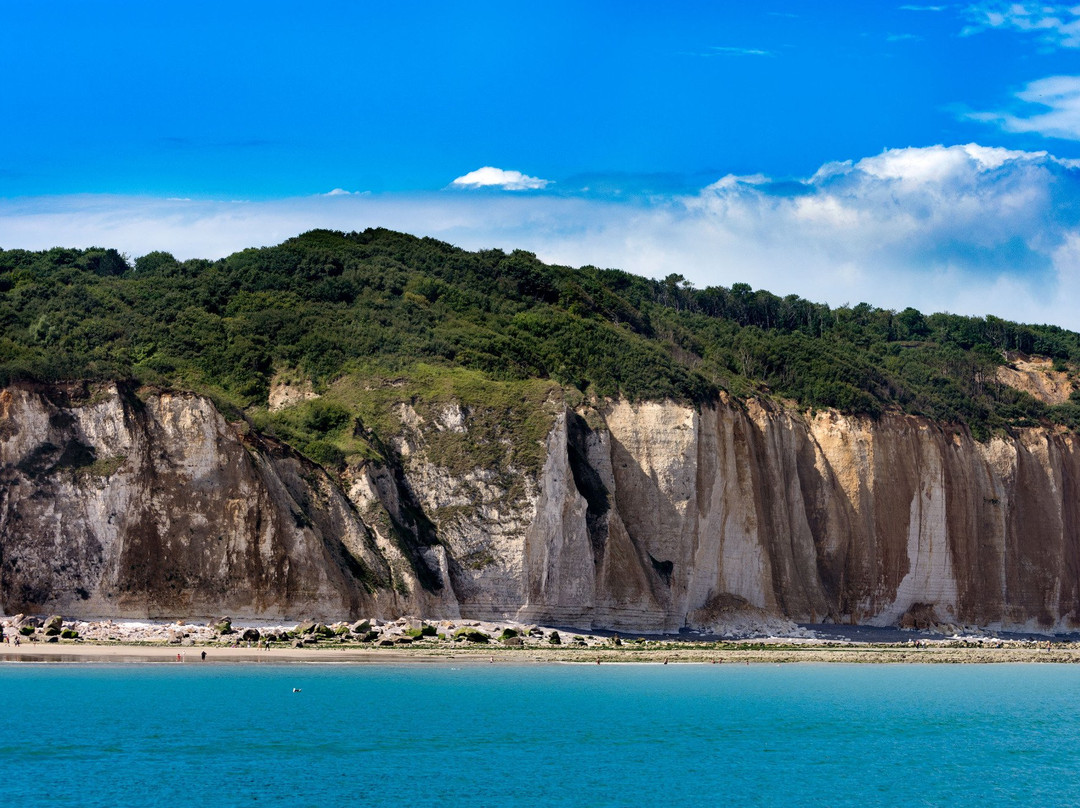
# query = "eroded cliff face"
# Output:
<box><xmin>516</xmin><ymin>398</ymin><xmax>1080</xmax><ymax>633</ymax></box>
<box><xmin>0</xmin><ymin>384</ymin><xmax>420</xmax><ymax>620</ymax></box>
<box><xmin>3</xmin><ymin>382</ymin><xmax>1080</xmax><ymax>632</ymax></box>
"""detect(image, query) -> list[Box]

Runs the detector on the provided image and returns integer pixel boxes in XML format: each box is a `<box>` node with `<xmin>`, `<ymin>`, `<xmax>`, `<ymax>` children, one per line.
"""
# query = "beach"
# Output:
<box><xmin>4</xmin><ymin>638</ymin><xmax>1080</xmax><ymax>664</ymax></box>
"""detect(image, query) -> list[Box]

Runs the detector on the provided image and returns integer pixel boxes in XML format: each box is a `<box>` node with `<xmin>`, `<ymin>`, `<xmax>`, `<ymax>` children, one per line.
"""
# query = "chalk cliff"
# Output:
<box><xmin>3</xmin><ymin>382</ymin><xmax>1079</xmax><ymax>633</ymax></box>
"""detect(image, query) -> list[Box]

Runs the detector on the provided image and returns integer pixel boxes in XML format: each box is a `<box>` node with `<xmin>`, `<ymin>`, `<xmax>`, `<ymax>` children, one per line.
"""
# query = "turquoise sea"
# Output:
<box><xmin>1</xmin><ymin>662</ymin><xmax>1078</xmax><ymax>807</ymax></box>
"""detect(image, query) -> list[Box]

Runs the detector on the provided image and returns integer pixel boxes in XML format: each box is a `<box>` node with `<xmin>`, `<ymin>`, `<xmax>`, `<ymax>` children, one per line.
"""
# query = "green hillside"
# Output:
<box><xmin>2</xmin><ymin>227</ymin><xmax>1078</xmax><ymax>462</ymax></box>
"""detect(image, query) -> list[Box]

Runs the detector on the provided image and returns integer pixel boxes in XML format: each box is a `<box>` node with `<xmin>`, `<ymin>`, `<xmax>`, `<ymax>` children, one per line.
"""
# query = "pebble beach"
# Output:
<box><xmin>3</xmin><ymin>613</ymin><xmax>1080</xmax><ymax>664</ymax></box>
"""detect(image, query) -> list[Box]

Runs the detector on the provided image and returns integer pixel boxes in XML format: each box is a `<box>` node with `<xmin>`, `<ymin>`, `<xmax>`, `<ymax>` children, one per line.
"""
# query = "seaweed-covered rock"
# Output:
<box><xmin>453</xmin><ymin>627</ymin><xmax>490</xmax><ymax>644</ymax></box>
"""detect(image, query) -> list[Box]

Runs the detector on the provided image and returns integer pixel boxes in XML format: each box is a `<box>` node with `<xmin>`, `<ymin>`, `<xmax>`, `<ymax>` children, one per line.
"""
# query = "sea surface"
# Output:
<box><xmin>1</xmin><ymin>662</ymin><xmax>1078</xmax><ymax>807</ymax></box>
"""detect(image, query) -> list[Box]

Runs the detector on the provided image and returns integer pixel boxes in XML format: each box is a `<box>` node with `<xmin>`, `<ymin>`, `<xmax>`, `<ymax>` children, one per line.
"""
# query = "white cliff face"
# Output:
<box><xmin>515</xmin><ymin>399</ymin><xmax>1080</xmax><ymax>633</ymax></box>
<box><xmin>4</xmin><ymin>382</ymin><xmax>1080</xmax><ymax>633</ymax></box>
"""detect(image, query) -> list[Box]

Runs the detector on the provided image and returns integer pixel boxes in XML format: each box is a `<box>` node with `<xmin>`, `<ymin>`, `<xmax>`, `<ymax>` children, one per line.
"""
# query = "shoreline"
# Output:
<box><xmin>4</xmin><ymin>640</ymin><xmax>1080</xmax><ymax>665</ymax></box>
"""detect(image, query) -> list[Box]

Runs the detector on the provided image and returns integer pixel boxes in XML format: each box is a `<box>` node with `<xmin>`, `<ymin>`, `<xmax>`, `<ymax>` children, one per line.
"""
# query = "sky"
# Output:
<box><xmin>4</xmin><ymin>1</ymin><xmax>1080</xmax><ymax>327</ymax></box>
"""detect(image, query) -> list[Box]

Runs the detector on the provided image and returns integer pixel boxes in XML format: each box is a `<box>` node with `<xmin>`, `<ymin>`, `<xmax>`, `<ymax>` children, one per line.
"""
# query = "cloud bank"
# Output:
<box><xmin>4</xmin><ymin>144</ymin><xmax>1080</xmax><ymax>329</ymax></box>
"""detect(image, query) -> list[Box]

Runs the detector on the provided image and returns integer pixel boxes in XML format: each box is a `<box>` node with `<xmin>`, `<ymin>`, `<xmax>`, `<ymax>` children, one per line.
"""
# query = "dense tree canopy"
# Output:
<box><xmin>1</xmin><ymin>228</ymin><xmax>1077</xmax><ymax>448</ymax></box>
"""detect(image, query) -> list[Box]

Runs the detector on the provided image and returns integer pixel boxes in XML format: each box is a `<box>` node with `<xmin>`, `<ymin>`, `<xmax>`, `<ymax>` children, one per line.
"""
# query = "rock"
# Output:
<box><xmin>60</xmin><ymin>629</ymin><xmax>78</xmax><ymax>639</ymax></box>
<box><xmin>900</xmin><ymin>603</ymin><xmax>939</xmax><ymax>631</ymax></box>
<box><xmin>350</xmin><ymin>619</ymin><xmax>371</xmax><ymax>634</ymax></box>
<box><xmin>292</xmin><ymin>639</ymin><xmax>305</xmax><ymax>648</ymax></box>
<box><xmin>453</xmin><ymin>628</ymin><xmax>490</xmax><ymax>644</ymax></box>
<box><xmin>295</xmin><ymin>621</ymin><xmax>317</xmax><ymax>635</ymax></box>
<box><xmin>241</xmin><ymin>628</ymin><xmax>261</xmax><ymax>642</ymax></box>
<box><xmin>502</xmin><ymin>636</ymin><xmax>524</xmax><ymax>647</ymax></box>
<box><xmin>45</xmin><ymin>635</ymin><xmax>58</xmax><ymax>643</ymax></box>
<box><xmin>44</xmin><ymin>615</ymin><xmax>64</xmax><ymax>631</ymax></box>
<box><xmin>166</xmin><ymin>630</ymin><xmax>183</xmax><ymax>644</ymax></box>
<box><xmin>377</xmin><ymin>638</ymin><xmax>396</xmax><ymax>647</ymax></box>
<box><xmin>394</xmin><ymin>636</ymin><xmax>413</xmax><ymax>645</ymax></box>
<box><xmin>214</xmin><ymin>618</ymin><xmax>233</xmax><ymax>635</ymax></box>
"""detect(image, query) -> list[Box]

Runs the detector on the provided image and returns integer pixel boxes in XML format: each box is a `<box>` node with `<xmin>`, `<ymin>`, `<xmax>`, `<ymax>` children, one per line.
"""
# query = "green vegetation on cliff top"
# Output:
<box><xmin>2</xmin><ymin>227</ymin><xmax>1079</xmax><ymax>453</ymax></box>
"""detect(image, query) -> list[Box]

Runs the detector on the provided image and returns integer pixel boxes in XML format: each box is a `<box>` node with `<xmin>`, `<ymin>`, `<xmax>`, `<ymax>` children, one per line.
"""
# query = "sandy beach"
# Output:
<box><xmin>4</xmin><ymin>639</ymin><xmax>1080</xmax><ymax>665</ymax></box>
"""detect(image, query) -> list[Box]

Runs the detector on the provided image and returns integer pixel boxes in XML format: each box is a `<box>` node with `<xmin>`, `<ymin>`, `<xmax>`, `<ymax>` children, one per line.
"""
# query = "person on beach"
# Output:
<box><xmin>201</xmin><ymin>651</ymin><xmax>207</xmax><ymax>661</ymax></box>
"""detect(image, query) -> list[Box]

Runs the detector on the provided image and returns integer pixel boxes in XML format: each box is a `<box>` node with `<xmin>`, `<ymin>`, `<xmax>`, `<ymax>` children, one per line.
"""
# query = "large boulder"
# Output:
<box><xmin>350</xmin><ymin>619</ymin><xmax>371</xmax><ymax>635</ymax></box>
<box><xmin>241</xmin><ymin>628</ymin><xmax>261</xmax><ymax>642</ymax></box>
<box><xmin>44</xmin><ymin>615</ymin><xmax>64</xmax><ymax>632</ymax></box>
<box><xmin>453</xmin><ymin>628</ymin><xmax>490</xmax><ymax>644</ymax></box>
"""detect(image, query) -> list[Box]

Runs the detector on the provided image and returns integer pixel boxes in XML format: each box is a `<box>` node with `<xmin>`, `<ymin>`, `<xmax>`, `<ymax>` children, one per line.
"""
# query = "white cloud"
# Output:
<box><xmin>963</xmin><ymin>2</ymin><xmax>1080</xmax><ymax>48</ymax></box>
<box><xmin>323</xmin><ymin>188</ymin><xmax>366</xmax><ymax>196</ymax></box>
<box><xmin>708</xmin><ymin>46</ymin><xmax>774</xmax><ymax>56</ymax></box>
<box><xmin>968</xmin><ymin>74</ymin><xmax>1080</xmax><ymax>139</ymax></box>
<box><xmin>450</xmin><ymin>166</ymin><xmax>551</xmax><ymax>190</ymax></box>
<box><xmin>5</xmin><ymin>145</ymin><xmax>1080</xmax><ymax>329</ymax></box>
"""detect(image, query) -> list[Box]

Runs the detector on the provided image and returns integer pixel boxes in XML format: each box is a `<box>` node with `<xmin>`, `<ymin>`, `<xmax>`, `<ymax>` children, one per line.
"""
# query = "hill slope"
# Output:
<box><xmin>3</xmin><ymin>227</ymin><xmax>1080</xmax><ymax>448</ymax></box>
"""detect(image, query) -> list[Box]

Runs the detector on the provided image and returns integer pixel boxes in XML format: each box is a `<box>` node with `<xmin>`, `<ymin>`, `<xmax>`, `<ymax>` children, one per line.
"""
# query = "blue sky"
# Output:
<box><xmin>5</xmin><ymin>2</ymin><xmax>1080</xmax><ymax>327</ymax></box>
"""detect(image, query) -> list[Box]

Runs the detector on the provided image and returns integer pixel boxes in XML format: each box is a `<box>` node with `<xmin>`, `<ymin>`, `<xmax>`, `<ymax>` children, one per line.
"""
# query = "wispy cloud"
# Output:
<box><xmin>962</xmin><ymin>2</ymin><xmax>1080</xmax><ymax>48</ymax></box>
<box><xmin>887</xmin><ymin>33</ymin><xmax>923</xmax><ymax>42</ymax></box>
<box><xmin>5</xmin><ymin>145</ymin><xmax>1080</xmax><ymax>328</ymax></box>
<box><xmin>450</xmin><ymin>166</ymin><xmax>551</xmax><ymax>190</ymax></box>
<box><xmin>708</xmin><ymin>46</ymin><xmax>774</xmax><ymax>56</ymax></box>
<box><xmin>900</xmin><ymin>5</ymin><xmax>947</xmax><ymax>11</ymax></box>
<box><xmin>967</xmin><ymin>74</ymin><xmax>1080</xmax><ymax>139</ymax></box>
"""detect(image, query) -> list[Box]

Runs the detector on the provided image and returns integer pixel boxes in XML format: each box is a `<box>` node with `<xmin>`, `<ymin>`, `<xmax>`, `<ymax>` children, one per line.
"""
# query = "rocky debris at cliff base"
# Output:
<box><xmin>5</xmin><ymin>613</ymin><xmax>1077</xmax><ymax>648</ymax></box>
